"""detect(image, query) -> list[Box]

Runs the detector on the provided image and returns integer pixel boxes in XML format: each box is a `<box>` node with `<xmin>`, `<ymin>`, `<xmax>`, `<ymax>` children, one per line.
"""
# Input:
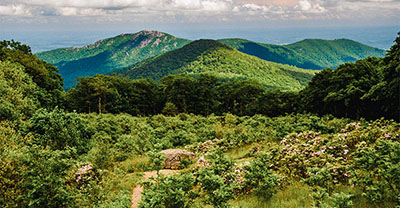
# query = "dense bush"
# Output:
<box><xmin>139</xmin><ymin>173</ymin><xmax>197</xmax><ymax>208</ymax></box>
<box><xmin>244</xmin><ymin>153</ymin><xmax>281</xmax><ymax>201</ymax></box>
<box><xmin>27</xmin><ymin>108</ymin><xmax>91</xmax><ymax>154</ymax></box>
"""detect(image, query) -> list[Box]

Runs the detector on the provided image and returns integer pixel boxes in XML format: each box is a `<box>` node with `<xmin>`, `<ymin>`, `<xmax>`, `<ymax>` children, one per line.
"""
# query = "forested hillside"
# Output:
<box><xmin>37</xmin><ymin>30</ymin><xmax>191</xmax><ymax>88</ymax></box>
<box><xmin>114</xmin><ymin>39</ymin><xmax>315</xmax><ymax>91</ymax></box>
<box><xmin>219</xmin><ymin>38</ymin><xmax>386</xmax><ymax>70</ymax></box>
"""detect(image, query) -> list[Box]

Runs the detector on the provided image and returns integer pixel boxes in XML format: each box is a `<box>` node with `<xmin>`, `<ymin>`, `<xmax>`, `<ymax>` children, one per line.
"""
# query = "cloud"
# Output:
<box><xmin>234</xmin><ymin>0</ymin><xmax>298</xmax><ymax>7</ymax></box>
<box><xmin>0</xmin><ymin>4</ymin><xmax>31</xmax><ymax>16</ymax></box>
<box><xmin>56</xmin><ymin>7</ymin><xmax>108</xmax><ymax>16</ymax></box>
<box><xmin>202</xmin><ymin>0</ymin><xmax>231</xmax><ymax>11</ymax></box>
<box><xmin>298</xmin><ymin>0</ymin><xmax>312</xmax><ymax>10</ymax></box>
<box><xmin>173</xmin><ymin>0</ymin><xmax>202</xmax><ymax>9</ymax></box>
<box><xmin>0</xmin><ymin>0</ymin><xmax>399</xmax><ymax>23</ymax></box>
<box><xmin>296</xmin><ymin>0</ymin><xmax>326</xmax><ymax>13</ymax></box>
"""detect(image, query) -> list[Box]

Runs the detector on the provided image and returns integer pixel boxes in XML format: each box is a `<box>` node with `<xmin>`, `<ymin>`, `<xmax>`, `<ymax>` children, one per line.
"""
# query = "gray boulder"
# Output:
<box><xmin>160</xmin><ymin>149</ymin><xmax>196</xmax><ymax>169</ymax></box>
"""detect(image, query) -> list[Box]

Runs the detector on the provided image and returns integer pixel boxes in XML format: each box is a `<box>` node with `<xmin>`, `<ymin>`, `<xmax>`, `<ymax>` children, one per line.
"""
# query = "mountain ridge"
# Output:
<box><xmin>37</xmin><ymin>30</ymin><xmax>386</xmax><ymax>88</ymax></box>
<box><xmin>37</xmin><ymin>30</ymin><xmax>191</xmax><ymax>88</ymax></box>
<box><xmin>218</xmin><ymin>38</ymin><xmax>386</xmax><ymax>70</ymax></box>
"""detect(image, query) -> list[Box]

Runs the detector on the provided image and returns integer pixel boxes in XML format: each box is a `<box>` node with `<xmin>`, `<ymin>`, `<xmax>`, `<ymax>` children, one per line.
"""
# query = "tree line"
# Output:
<box><xmin>65</xmin><ymin>73</ymin><xmax>300</xmax><ymax>117</ymax></box>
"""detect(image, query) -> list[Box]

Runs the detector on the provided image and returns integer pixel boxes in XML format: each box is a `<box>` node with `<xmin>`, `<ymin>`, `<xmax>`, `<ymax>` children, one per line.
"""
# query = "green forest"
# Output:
<box><xmin>219</xmin><ymin>38</ymin><xmax>386</xmax><ymax>70</ymax></box>
<box><xmin>0</xmin><ymin>32</ymin><xmax>399</xmax><ymax>208</ymax></box>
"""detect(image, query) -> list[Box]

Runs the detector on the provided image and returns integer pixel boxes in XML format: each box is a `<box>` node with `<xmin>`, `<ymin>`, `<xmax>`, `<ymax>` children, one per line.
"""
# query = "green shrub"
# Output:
<box><xmin>244</xmin><ymin>153</ymin><xmax>281</xmax><ymax>201</ymax></box>
<box><xmin>27</xmin><ymin>108</ymin><xmax>90</xmax><ymax>154</ymax></box>
<box><xmin>19</xmin><ymin>146</ymin><xmax>77</xmax><ymax>208</ymax></box>
<box><xmin>139</xmin><ymin>173</ymin><xmax>197</xmax><ymax>208</ymax></box>
<box><xmin>330</xmin><ymin>192</ymin><xmax>353</xmax><ymax>208</ymax></box>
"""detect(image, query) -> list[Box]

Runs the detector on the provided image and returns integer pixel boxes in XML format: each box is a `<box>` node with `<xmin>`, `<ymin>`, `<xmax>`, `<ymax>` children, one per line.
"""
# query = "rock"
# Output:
<box><xmin>160</xmin><ymin>149</ymin><xmax>196</xmax><ymax>170</ymax></box>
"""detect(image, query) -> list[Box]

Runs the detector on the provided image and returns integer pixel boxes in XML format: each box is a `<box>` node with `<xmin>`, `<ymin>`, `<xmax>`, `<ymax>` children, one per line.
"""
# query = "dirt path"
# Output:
<box><xmin>130</xmin><ymin>170</ymin><xmax>180</xmax><ymax>208</ymax></box>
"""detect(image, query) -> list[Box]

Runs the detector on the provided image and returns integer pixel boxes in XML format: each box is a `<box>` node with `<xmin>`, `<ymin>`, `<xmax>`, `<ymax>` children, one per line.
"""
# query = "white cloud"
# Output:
<box><xmin>0</xmin><ymin>4</ymin><xmax>31</xmax><ymax>16</ymax></box>
<box><xmin>56</xmin><ymin>7</ymin><xmax>108</xmax><ymax>16</ymax></box>
<box><xmin>202</xmin><ymin>0</ymin><xmax>230</xmax><ymax>11</ymax></box>
<box><xmin>298</xmin><ymin>0</ymin><xmax>312</xmax><ymax>10</ymax></box>
<box><xmin>296</xmin><ymin>0</ymin><xmax>326</xmax><ymax>13</ymax></box>
<box><xmin>0</xmin><ymin>0</ymin><xmax>398</xmax><ymax>23</ymax></box>
<box><xmin>173</xmin><ymin>0</ymin><xmax>202</xmax><ymax>9</ymax></box>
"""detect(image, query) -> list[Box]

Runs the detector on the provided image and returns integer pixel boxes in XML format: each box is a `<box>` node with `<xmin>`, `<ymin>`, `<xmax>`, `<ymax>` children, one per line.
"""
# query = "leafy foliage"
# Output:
<box><xmin>139</xmin><ymin>173</ymin><xmax>197</xmax><ymax>208</ymax></box>
<box><xmin>26</xmin><ymin>108</ymin><xmax>90</xmax><ymax>154</ymax></box>
<box><xmin>0</xmin><ymin>41</ymin><xmax>64</xmax><ymax>119</ymax></box>
<box><xmin>0</xmin><ymin>61</ymin><xmax>40</xmax><ymax>120</ymax></box>
<box><xmin>67</xmin><ymin>74</ymin><xmax>161</xmax><ymax>114</ymax></box>
<box><xmin>244</xmin><ymin>153</ymin><xmax>281</xmax><ymax>201</ymax></box>
<box><xmin>67</xmin><ymin>73</ymin><xmax>302</xmax><ymax>116</ymax></box>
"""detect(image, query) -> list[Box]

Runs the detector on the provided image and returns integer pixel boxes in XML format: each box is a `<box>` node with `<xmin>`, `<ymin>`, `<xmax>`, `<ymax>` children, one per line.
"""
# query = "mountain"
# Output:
<box><xmin>113</xmin><ymin>39</ymin><xmax>316</xmax><ymax>91</ymax></box>
<box><xmin>37</xmin><ymin>30</ymin><xmax>191</xmax><ymax>88</ymax></box>
<box><xmin>37</xmin><ymin>30</ymin><xmax>385</xmax><ymax>88</ymax></box>
<box><xmin>218</xmin><ymin>38</ymin><xmax>386</xmax><ymax>70</ymax></box>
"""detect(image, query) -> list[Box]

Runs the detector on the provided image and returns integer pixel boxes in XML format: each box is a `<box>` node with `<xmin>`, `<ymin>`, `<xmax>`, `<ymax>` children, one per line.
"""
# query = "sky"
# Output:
<box><xmin>0</xmin><ymin>0</ymin><xmax>399</xmax><ymax>28</ymax></box>
<box><xmin>0</xmin><ymin>0</ymin><xmax>399</xmax><ymax>51</ymax></box>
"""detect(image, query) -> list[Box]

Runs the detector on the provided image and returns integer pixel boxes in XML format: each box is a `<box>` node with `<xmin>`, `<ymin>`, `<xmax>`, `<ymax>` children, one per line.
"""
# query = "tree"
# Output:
<box><xmin>160</xmin><ymin>74</ymin><xmax>197</xmax><ymax>113</ymax></box>
<box><xmin>365</xmin><ymin>32</ymin><xmax>400</xmax><ymax>120</ymax></box>
<box><xmin>257</xmin><ymin>90</ymin><xmax>299</xmax><ymax>116</ymax></box>
<box><xmin>216</xmin><ymin>79</ymin><xmax>264</xmax><ymax>116</ymax></box>
<box><xmin>162</xmin><ymin>102</ymin><xmax>179</xmax><ymax>116</ymax></box>
<box><xmin>0</xmin><ymin>61</ymin><xmax>40</xmax><ymax>120</ymax></box>
<box><xmin>300</xmin><ymin>57</ymin><xmax>383</xmax><ymax>120</ymax></box>
<box><xmin>195</xmin><ymin>73</ymin><xmax>220</xmax><ymax>115</ymax></box>
<box><xmin>124</xmin><ymin>78</ymin><xmax>162</xmax><ymax>115</ymax></box>
<box><xmin>0</xmin><ymin>39</ymin><xmax>31</xmax><ymax>54</ymax></box>
<box><xmin>67</xmin><ymin>74</ymin><xmax>116</xmax><ymax>113</ymax></box>
<box><xmin>0</xmin><ymin>43</ymin><xmax>64</xmax><ymax>109</ymax></box>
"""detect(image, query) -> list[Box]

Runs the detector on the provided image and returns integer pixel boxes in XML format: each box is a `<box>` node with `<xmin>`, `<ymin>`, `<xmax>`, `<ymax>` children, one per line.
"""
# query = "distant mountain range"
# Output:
<box><xmin>37</xmin><ymin>30</ymin><xmax>386</xmax><ymax>89</ymax></box>
<box><xmin>37</xmin><ymin>30</ymin><xmax>190</xmax><ymax>88</ymax></box>
<box><xmin>113</xmin><ymin>39</ymin><xmax>316</xmax><ymax>91</ymax></box>
<box><xmin>218</xmin><ymin>38</ymin><xmax>386</xmax><ymax>70</ymax></box>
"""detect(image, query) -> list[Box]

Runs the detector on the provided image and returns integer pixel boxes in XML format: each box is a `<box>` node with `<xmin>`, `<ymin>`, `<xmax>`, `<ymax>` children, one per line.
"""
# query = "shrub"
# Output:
<box><xmin>244</xmin><ymin>153</ymin><xmax>280</xmax><ymax>201</ymax></box>
<box><xmin>19</xmin><ymin>146</ymin><xmax>77</xmax><ymax>208</ymax></box>
<box><xmin>139</xmin><ymin>173</ymin><xmax>197</xmax><ymax>208</ymax></box>
<box><xmin>27</xmin><ymin>108</ymin><xmax>90</xmax><ymax>154</ymax></box>
<box><xmin>162</xmin><ymin>102</ymin><xmax>178</xmax><ymax>116</ymax></box>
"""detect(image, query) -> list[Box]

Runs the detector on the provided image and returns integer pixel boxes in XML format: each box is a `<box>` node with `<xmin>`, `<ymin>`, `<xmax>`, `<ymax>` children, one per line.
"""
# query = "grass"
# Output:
<box><xmin>119</xmin><ymin>155</ymin><xmax>149</xmax><ymax>173</ymax></box>
<box><xmin>231</xmin><ymin>181</ymin><xmax>313</xmax><ymax>208</ymax></box>
<box><xmin>224</xmin><ymin>144</ymin><xmax>255</xmax><ymax>160</ymax></box>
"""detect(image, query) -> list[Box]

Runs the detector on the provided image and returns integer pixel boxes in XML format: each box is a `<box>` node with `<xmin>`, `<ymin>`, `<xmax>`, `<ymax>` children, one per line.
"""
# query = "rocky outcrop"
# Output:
<box><xmin>160</xmin><ymin>149</ymin><xmax>196</xmax><ymax>170</ymax></box>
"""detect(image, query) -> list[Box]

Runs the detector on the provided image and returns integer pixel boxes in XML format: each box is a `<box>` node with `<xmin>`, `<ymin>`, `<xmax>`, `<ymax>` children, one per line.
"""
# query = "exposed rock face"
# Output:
<box><xmin>160</xmin><ymin>149</ymin><xmax>196</xmax><ymax>170</ymax></box>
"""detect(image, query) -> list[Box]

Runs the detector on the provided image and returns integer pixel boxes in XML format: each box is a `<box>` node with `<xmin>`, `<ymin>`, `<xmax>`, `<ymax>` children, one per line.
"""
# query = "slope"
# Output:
<box><xmin>114</xmin><ymin>40</ymin><xmax>316</xmax><ymax>91</ymax></box>
<box><xmin>218</xmin><ymin>38</ymin><xmax>386</xmax><ymax>70</ymax></box>
<box><xmin>37</xmin><ymin>30</ymin><xmax>191</xmax><ymax>88</ymax></box>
